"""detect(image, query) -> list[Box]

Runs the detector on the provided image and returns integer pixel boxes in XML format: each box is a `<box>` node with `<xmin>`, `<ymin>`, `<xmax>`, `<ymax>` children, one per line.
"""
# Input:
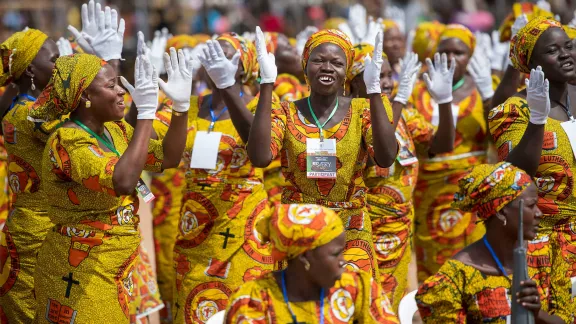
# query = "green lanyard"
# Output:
<box><xmin>307</xmin><ymin>96</ymin><xmax>339</xmax><ymax>141</ymax></box>
<box><xmin>72</xmin><ymin>119</ymin><xmax>120</xmax><ymax>157</ymax></box>
<box><xmin>452</xmin><ymin>78</ymin><xmax>465</xmax><ymax>92</ymax></box>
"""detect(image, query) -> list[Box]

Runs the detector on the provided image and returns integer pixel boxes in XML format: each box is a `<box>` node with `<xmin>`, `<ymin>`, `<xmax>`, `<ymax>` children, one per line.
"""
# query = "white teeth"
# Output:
<box><xmin>319</xmin><ymin>76</ymin><xmax>334</xmax><ymax>82</ymax></box>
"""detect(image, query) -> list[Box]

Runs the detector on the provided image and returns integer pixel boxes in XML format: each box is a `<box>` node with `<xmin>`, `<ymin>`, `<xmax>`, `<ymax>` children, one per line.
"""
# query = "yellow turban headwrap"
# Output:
<box><xmin>510</xmin><ymin>16</ymin><xmax>562</xmax><ymax>73</ymax></box>
<box><xmin>217</xmin><ymin>33</ymin><xmax>259</xmax><ymax>85</ymax></box>
<box><xmin>435</xmin><ymin>24</ymin><xmax>476</xmax><ymax>54</ymax></box>
<box><xmin>166</xmin><ymin>34</ymin><xmax>211</xmax><ymax>52</ymax></box>
<box><xmin>412</xmin><ymin>21</ymin><xmax>446</xmax><ymax>63</ymax></box>
<box><xmin>257</xmin><ymin>204</ymin><xmax>344</xmax><ymax>261</ymax></box>
<box><xmin>453</xmin><ymin>162</ymin><xmax>532</xmax><ymax>220</ymax></box>
<box><xmin>29</xmin><ymin>54</ymin><xmax>106</xmax><ymax>121</ymax></box>
<box><xmin>0</xmin><ymin>29</ymin><xmax>48</xmax><ymax>86</ymax></box>
<box><xmin>264</xmin><ymin>32</ymin><xmax>279</xmax><ymax>54</ymax></box>
<box><xmin>347</xmin><ymin>43</ymin><xmax>388</xmax><ymax>82</ymax></box>
<box><xmin>324</xmin><ymin>17</ymin><xmax>347</xmax><ymax>30</ymax></box>
<box><xmin>499</xmin><ymin>2</ymin><xmax>554</xmax><ymax>42</ymax></box>
<box><xmin>382</xmin><ymin>19</ymin><xmax>400</xmax><ymax>32</ymax></box>
<box><xmin>301</xmin><ymin>29</ymin><xmax>355</xmax><ymax>84</ymax></box>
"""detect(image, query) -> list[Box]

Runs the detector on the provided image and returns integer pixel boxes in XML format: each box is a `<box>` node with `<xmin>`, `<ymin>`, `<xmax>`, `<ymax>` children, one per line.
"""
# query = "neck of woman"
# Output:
<box><xmin>282</xmin><ymin>264</ymin><xmax>322</xmax><ymax>302</ymax></box>
<box><xmin>16</xmin><ymin>81</ymin><xmax>41</xmax><ymax>99</ymax></box>
<box><xmin>484</xmin><ymin>228</ymin><xmax>516</xmax><ymax>271</ymax></box>
<box><xmin>70</xmin><ymin>109</ymin><xmax>105</xmax><ymax>136</ymax></box>
<box><xmin>309</xmin><ymin>92</ymin><xmax>339</xmax><ymax>118</ymax></box>
<box><xmin>548</xmin><ymin>80</ymin><xmax>568</xmax><ymax>104</ymax></box>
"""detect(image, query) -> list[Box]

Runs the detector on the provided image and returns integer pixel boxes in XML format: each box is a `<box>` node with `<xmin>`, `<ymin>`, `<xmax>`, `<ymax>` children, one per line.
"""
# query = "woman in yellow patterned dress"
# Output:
<box><xmin>32</xmin><ymin>51</ymin><xmax>190</xmax><ymax>323</ymax></box>
<box><xmin>412</xmin><ymin>25</ymin><xmax>495</xmax><ymax>281</ymax></box>
<box><xmin>489</xmin><ymin>16</ymin><xmax>576</xmax><ymax>314</ymax></box>
<box><xmin>348</xmin><ymin>43</ymin><xmax>456</xmax><ymax>310</ymax></box>
<box><xmin>417</xmin><ymin>162</ymin><xmax>574</xmax><ymax>323</ymax></box>
<box><xmin>0</xmin><ymin>29</ymin><xmax>59</xmax><ymax>322</ymax></box>
<box><xmin>248</xmin><ymin>28</ymin><xmax>400</xmax><ymax>283</ymax></box>
<box><xmin>226</xmin><ymin>203</ymin><xmax>399</xmax><ymax>324</ymax></box>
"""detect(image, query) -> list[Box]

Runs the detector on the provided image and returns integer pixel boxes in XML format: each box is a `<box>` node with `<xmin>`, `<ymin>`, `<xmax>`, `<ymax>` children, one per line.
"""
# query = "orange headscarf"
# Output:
<box><xmin>412</xmin><ymin>21</ymin><xmax>446</xmax><ymax>62</ymax></box>
<box><xmin>301</xmin><ymin>29</ymin><xmax>355</xmax><ymax>84</ymax></box>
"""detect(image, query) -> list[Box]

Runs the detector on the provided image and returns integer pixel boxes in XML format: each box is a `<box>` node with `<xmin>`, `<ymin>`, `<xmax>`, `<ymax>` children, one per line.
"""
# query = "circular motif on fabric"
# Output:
<box><xmin>114</xmin><ymin>204</ymin><xmax>137</xmax><ymax>226</ymax></box>
<box><xmin>330</xmin><ymin>288</ymin><xmax>355</xmax><ymax>322</ymax></box>
<box><xmin>150</xmin><ymin>178</ymin><xmax>172</xmax><ymax>226</ymax></box>
<box><xmin>185</xmin><ymin>281</ymin><xmax>232</xmax><ymax>324</ymax></box>
<box><xmin>7</xmin><ymin>154</ymin><xmax>40</xmax><ymax>194</ymax></box>
<box><xmin>343</xmin><ymin>240</ymin><xmax>374</xmax><ymax>277</ymax></box>
<box><xmin>0</xmin><ymin>227</ymin><xmax>19</xmax><ymax>296</ymax></box>
<box><xmin>177</xmin><ymin>192</ymin><xmax>218</xmax><ymax>248</ymax></box>
<box><xmin>287</xmin><ymin>204</ymin><xmax>323</xmax><ymax>225</ymax></box>
<box><xmin>243</xmin><ymin>200</ymin><xmax>273</xmax><ymax>264</ymax></box>
<box><xmin>427</xmin><ymin>193</ymin><xmax>476</xmax><ymax>245</ymax></box>
<box><xmin>535</xmin><ymin>155</ymin><xmax>573</xmax><ymax>202</ymax></box>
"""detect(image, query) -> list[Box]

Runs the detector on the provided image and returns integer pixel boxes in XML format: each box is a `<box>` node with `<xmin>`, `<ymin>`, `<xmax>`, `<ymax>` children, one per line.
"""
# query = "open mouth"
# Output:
<box><xmin>117</xmin><ymin>100</ymin><xmax>125</xmax><ymax>108</ymax></box>
<box><xmin>561</xmin><ymin>60</ymin><xmax>574</xmax><ymax>71</ymax></box>
<box><xmin>318</xmin><ymin>75</ymin><xmax>336</xmax><ymax>85</ymax></box>
<box><xmin>382</xmin><ymin>87</ymin><xmax>393</xmax><ymax>95</ymax></box>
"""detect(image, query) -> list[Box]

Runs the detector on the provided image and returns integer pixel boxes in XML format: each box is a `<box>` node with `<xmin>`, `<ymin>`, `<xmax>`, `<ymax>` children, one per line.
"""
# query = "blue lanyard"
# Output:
<box><xmin>207</xmin><ymin>92</ymin><xmax>243</xmax><ymax>132</ymax></box>
<box><xmin>280</xmin><ymin>270</ymin><xmax>324</xmax><ymax>324</ymax></box>
<box><xmin>8</xmin><ymin>94</ymin><xmax>36</xmax><ymax>113</ymax></box>
<box><xmin>483</xmin><ymin>236</ymin><xmax>509</xmax><ymax>277</ymax></box>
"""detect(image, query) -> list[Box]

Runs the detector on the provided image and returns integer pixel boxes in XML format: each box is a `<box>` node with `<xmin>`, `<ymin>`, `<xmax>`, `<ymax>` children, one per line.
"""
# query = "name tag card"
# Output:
<box><xmin>560</xmin><ymin>119</ymin><xmax>576</xmax><ymax>160</ymax></box>
<box><xmin>396</xmin><ymin>132</ymin><xmax>418</xmax><ymax>166</ymax></box>
<box><xmin>136</xmin><ymin>178</ymin><xmax>155</xmax><ymax>203</ymax></box>
<box><xmin>306</xmin><ymin>138</ymin><xmax>337</xmax><ymax>179</ymax></box>
<box><xmin>190</xmin><ymin>131</ymin><xmax>222</xmax><ymax>170</ymax></box>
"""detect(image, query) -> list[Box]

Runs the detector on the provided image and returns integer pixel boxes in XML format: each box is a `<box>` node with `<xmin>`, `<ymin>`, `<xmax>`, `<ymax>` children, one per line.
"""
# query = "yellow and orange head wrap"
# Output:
<box><xmin>0</xmin><ymin>29</ymin><xmax>48</xmax><ymax>86</ymax></box>
<box><xmin>29</xmin><ymin>54</ymin><xmax>106</xmax><ymax>121</ymax></box>
<box><xmin>324</xmin><ymin>17</ymin><xmax>347</xmax><ymax>30</ymax></box>
<box><xmin>510</xmin><ymin>16</ymin><xmax>562</xmax><ymax>73</ymax></box>
<box><xmin>301</xmin><ymin>29</ymin><xmax>355</xmax><ymax>85</ymax></box>
<box><xmin>166</xmin><ymin>34</ymin><xmax>211</xmax><ymax>52</ymax></box>
<box><xmin>499</xmin><ymin>2</ymin><xmax>554</xmax><ymax>42</ymax></box>
<box><xmin>263</xmin><ymin>32</ymin><xmax>279</xmax><ymax>54</ymax></box>
<box><xmin>257</xmin><ymin>204</ymin><xmax>344</xmax><ymax>261</ymax></box>
<box><xmin>453</xmin><ymin>162</ymin><xmax>532</xmax><ymax>220</ymax></box>
<box><xmin>217</xmin><ymin>32</ymin><xmax>259</xmax><ymax>85</ymax></box>
<box><xmin>435</xmin><ymin>24</ymin><xmax>476</xmax><ymax>54</ymax></box>
<box><xmin>412</xmin><ymin>21</ymin><xmax>446</xmax><ymax>62</ymax></box>
<box><xmin>382</xmin><ymin>19</ymin><xmax>400</xmax><ymax>32</ymax></box>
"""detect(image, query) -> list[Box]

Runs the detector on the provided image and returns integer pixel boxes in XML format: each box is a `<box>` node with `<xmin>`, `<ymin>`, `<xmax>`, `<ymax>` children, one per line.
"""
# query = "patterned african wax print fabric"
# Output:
<box><xmin>410</xmin><ymin>80</ymin><xmax>488</xmax><ymax>281</ymax></box>
<box><xmin>269</xmin><ymin>98</ymin><xmax>396</xmax><ymax>283</ymax></box>
<box><xmin>363</xmin><ymin>108</ymin><xmax>434</xmax><ymax>311</ymax></box>
<box><xmin>35</xmin><ymin>120</ymin><xmax>165</xmax><ymax>324</ymax></box>
<box><xmin>499</xmin><ymin>2</ymin><xmax>554</xmax><ymax>42</ymax></box>
<box><xmin>416</xmin><ymin>259</ymin><xmax>575</xmax><ymax>323</ymax></box>
<box><xmin>0</xmin><ymin>95</ymin><xmax>63</xmax><ymax>322</ymax></box>
<box><xmin>0</xmin><ymin>29</ymin><xmax>48</xmax><ymax>86</ymax></box>
<box><xmin>225</xmin><ymin>270</ymin><xmax>399</xmax><ymax>323</ymax></box>
<box><xmin>155</xmin><ymin>95</ymin><xmax>275</xmax><ymax>324</ymax></box>
<box><xmin>489</xmin><ymin>95</ymin><xmax>576</xmax><ymax>310</ymax></box>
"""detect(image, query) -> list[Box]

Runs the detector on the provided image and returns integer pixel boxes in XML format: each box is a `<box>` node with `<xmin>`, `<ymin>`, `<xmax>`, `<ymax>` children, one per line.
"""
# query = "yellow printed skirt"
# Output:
<box><xmin>549</xmin><ymin>222</ymin><xmax>576</xmax><ymax>315</ymax></box>
<box><xmin>367</xmin><ymin>197</ymin><xmax>413</xmax><ymax>312</ymax></box>
<box><xmin>413</xmin><ymin>169</ymin><xmax>485</xmax><ymax>282</ymax></box>
<box><xmin>173</xmin><ymin>182</ymin><xmax>274</xmax><ymax>324</ymax></box>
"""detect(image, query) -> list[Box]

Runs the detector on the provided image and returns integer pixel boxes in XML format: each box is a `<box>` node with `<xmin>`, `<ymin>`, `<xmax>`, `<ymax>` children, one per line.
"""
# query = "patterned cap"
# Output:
<box><xmin>510</xmin><ymin>16</ymin><xmax>562</xmax><ymax>73</ymax></box>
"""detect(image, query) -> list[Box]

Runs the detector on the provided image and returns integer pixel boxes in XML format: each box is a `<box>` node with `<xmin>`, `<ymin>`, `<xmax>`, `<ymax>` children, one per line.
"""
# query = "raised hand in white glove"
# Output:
<box><xmin>395</xmin><ymin>52</ymin><xmax>422</xmax><ymax>104</ymax></box>
<box><xmin>423</xmin><ymin>53</ymin><xmax>455</xmax><ymax>104</ymax></box>
<box><xmin>349</xmin><ymin>4</ymin><xmax>368</xmax><ymax>41</ymax></box>
<box><xmin>468</xmin><ymin>51</ymin><xmax>494</xmax><ymax>100</ymax></box>
<box><xmin>405</xmin><ymin>29</ymin><xmax>416</xmax><ymax>54</ymax></box>
<box><xmin>385</xmin><ymin>5</ymin><xmax>406</xmax><ymax>34</ymax></box>
<box><xmin>338</xmin><ymin>22</ymin><xmax>356</xmax><ymax>44</ymax></box>
<box><xmin>83</xmin><ymin>6</ymin><xmax>125</xmax><ymax>61</ymax></box>
<box><xmin>198</xmin><ymin>40</ymin><xmax>240</xmax><ymax>89</ymax></box>
<box><xmin>255</xmin><ymin>26</ymin><xmax>277</xmax><ymax>84</ymax></box>
<box><xmin>158</xmin><ymin>47</ymin><xmax>193</xmax><ymax>113</ymax></box>
<box><xmin>360</xmin><ymin>17</ymin><xmax>384</xmax><ymax>46</ymax></box>
<box><xmin>475</xmin><ymin>32</ymin><xmax>493</xmax><ymax>62</ymax></box>
<box><xmin>363</xmin><ymin>32</ymin><xmax>384</xmax><ymax>95</ymax></box>
<box><xmin>536</xmin><ymin>0</ymin><xmax>552</xmax><ymax>12</ymax></box>
<box><xmin>67</xmin><ymin>0</ymin><xmax>101</xmax><ymax>55</ymax></box>
<box><xmin>490</xmin><ymin>30</ymin><xmax>509</xmax><ymax>71</ymax></box>
<box><xmin>120</xmin><ymin>55</ymin><xmax>159</xmax><ymax>120</ymax></box>
<box><xmin>149</xmin><ymin>28</ymin><xmax>170</xmax><ymax>75</ymax></box>
<box><xmin>296</xmin><ymin>26</ymin><xmax>318</xmax><ymax>56</ymax></box>
<box><xmin>57</xmin><ymin>37</ymin><xmax>73</xmax><ymax>56</ymax></box>
<box><xmin>569</xmin><ymin>10</ymin><xmax>576</xmax><ymax>28</ymax></box>
<box><xmin>183</xmin><ymin>43</ymin><xmax>207</xmax><ymax>79</ymax></box>
<box><xmin>526</xmin><ymin>66</ymin><xmax>550</xmax><ymax>125</ymax></box>
<box><xmin>512</xmin><ymin>14</ymin><xmax>529</xmax><ymax>39</ymax></box>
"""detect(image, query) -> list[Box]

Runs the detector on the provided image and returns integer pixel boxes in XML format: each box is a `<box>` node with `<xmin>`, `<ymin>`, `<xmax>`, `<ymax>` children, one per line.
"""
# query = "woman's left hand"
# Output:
<box><xmin>394</xmin><ymin>52</ymin><xmax>421</xmax><ymax>105</ymax></box>
<box><xmin>363</xmin><ymin>32</ymin><xmax>384</xmax><ymax>95</ymax></box>
<box><xmin>517</xmin><ymin>280</ymin><xmax>542</xmax><ymax>316</ymax></box>
<box><xmin>468</xmin><ymin>50</ymin><xmax>494</xmax><ymax>100</ymax></box>
<box><xmin>197</xmin><ymin>40</ymin><xmax>240</xmax><ymax>89</ymax></box>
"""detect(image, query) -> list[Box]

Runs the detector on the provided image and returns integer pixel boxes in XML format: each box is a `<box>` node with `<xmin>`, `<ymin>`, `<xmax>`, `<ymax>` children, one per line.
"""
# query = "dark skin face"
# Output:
<box><xmin>436</xmin><ymin>38</ymin><xmax>472</xmax><ymax>83</ymax></box>
<box><xmin>24</xmin><ymin>39</ymin><xmax>59</xmax><ymax>91</ymax></box>
<box><xmin>530</xmin><ymin>27</ymin><xmax>576</xmax><ymax>84</ymax></box>
<box><xmin>383</xmin><ymin>27</ymin><xmax>406</xmax><ymax>65</ymax></box>
<box><xmin>83</xmin><ymin>64</ymin><xmax>126</xmax><ymax>122</ymax></box>
<box><xmin>275</xmin><ymin>34</ymin><xmax>304</xmax><ymax>81</ymax></box>
<box><xmin>305</xmin><ymin>43</ymin><xmax>347</xmax><ymax>96</ymax></box>
<box><xmin>301</xmin><ymin>233</ymin><xmax>346</xmax><ymax>290</ymax></box>
<box><xmin>350</xmin><ymin>58</ymin><xmax>394</xmax><ymax>98</ymax></box>
<box><xmin>497</xmin><ymin>183</ymin><xmax>542</xmax><ymax>241</ymax></box>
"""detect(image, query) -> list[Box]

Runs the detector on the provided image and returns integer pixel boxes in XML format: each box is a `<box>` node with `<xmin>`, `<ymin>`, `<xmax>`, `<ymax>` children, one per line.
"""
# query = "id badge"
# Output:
<box><xmin>190</xmin><ymin>131</ymin><xmax>222</xmax><ymax>169</ymax></box>
<box><xmin>306</xmin><ymin>138</ymin><xmax>337</xmax><ymax>179</ymax></box>
<box><xmin>396</xmin><ymin>132</ymin><xmax>418</xmax><ymax>166</ymax></box>
<box><xmin>560</xmin><ymin>119</ymin><xmax>576</xmax><ymax>160</ymax></box>
<box><xmin>431</xmin><ymin>101</ymin><xmax>459</xmax><ymax>127</ymax></box>
<box><xmin>136</xmin><ymin>178</ymin><xmax>155</xmax><ymax>203</ymax></box>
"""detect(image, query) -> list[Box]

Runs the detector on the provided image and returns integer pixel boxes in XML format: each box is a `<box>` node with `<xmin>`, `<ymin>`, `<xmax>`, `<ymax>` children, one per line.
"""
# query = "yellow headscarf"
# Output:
<box><xmin>29</xmin><ymin>54</ymin><xmax>106</xmax><ymax>121</ymax></box>
<box><xmin>435</xmin><ymin>24</ymin><xmax>476</xmax><ymax>54</ymax></box>
<box><xmin>257</xmin><ymin>204</ymin><xmax>344</xmax><ymax>261</ymax></box>
<box><xmin>412</xmin><ymin>21</ymin><xmax>446</xmax><ymax>63</ymax></box>
<box><xmin>166</xmin><ymin>34</ymin><xmax>211</xmax><ymax>52</ymax></box>
<box><xmin>453</xmin><ymin>162</ymin><xmax>532</xmax><ymax>220</ymax></box>
<box><xmin>382</xmin><ymin>19</ymin><xmax>400</xmax><ymax>31</ymax></box>
<box><xmin>302</xmin><ymin>29</ymin><xmax>355</xmax><ymax>84</ymax></box>
<box><xmin>499</xmin><ymin>2</ymin><xmax>554</xmax><ymax>42</ymax></box>
<box><xmin>0</xmin><ymin>29</ymin><xmax>48</xmax><ymax>86</ymax></box>
<box><xmin>217</xmin><ymin>33</ymin><xmax>259</xmax><ymax>85</ymax></box>
<box><xmin>264</xmin><ymin>32</ymin><xmax>279</xmax><ymax>53</ymax></box>
<box><xmin>510</xmin><ymin>16</ymin><xmax>562</xmax><ymax>73</ymax></box>
<box><xmin>324</xmin><ymin>17</ymin><xmax>347</xmax><ymax>30</ymax></box>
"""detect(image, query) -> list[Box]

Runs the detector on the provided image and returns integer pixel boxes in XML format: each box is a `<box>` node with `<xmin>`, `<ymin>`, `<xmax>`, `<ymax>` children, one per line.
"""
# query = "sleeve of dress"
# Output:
<box><xmin>361</xmin><ymin>96</ymin><xmax>397</xmax><ymax>159</ymax></box>
<box><xmin>487</xmin><ymin>96</ymin><xmax>530</xmax><ymax>161</ymax></box>
<box><xmin>546</xmin><ymin>247</ymin><xmax>576</xmax><ymax>322</ymax></box>
<box><xmin>356</xmin><ymin>271</ymin><xmax>399</xmax><ymax>323</ymax></box>
<box><xmin>225</xmin><ymin>282</ymin><xmax>269</xmax><ymax>324</ymax></box>
<box><xmin>402</xmin><ymin>107</ymin><xmax>435</xmax><ymax>150</ymax></box>
<box><xmin>113</xmin><ymin>120</ymin><xmax>165</xmax><ymax>173</ymax></box>
<box><xmin>270</xmin><ymin>101</ymin><xmax>288</xmax><ymax>160</ymax></box>
<box><xmin>415</xmin><ymin>268</ymin><xmax>467</xmax><ymax>323</ymax></box>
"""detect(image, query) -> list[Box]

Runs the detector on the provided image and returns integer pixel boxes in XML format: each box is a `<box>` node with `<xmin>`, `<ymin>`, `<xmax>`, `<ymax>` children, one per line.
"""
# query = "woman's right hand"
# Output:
<box><xmin>198</xmin><ymin>40</ymin><xmax>240</xmax><ymax>89</ymax></box>
<box><xmin>255</xmin><ymin>26</ymin><xmax>278</xmax><ymax>84</ymax></box>
<box><xmin>158</xmin><ymin>47</ymin><xmax>194</xmax><ymax>113</ymax></box>
<box><xmin>526</xmin><ymin>66</ymin><xmax>550</xmax><ymax>125</ymax></box>
<box><xmin>423</xmin><ymin>53</ymin><xmax>455</xmax><ymax>104</ymax></box>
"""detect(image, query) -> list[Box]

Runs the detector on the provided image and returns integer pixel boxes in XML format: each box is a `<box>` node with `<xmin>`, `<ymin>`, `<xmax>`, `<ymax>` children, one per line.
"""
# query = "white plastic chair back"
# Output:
<box><xmin>206</xmin><ymin>310</ymin><xmax>226</xmax><ymax>324</ymax></box>
<box><xmin>398</xmin><ymin>290</ymin><xmax>419</xmax><ymax>324</ymax></box>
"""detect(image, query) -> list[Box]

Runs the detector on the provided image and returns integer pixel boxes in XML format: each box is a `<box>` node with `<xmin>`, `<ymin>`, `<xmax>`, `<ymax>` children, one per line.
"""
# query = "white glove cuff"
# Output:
<box><xmin>215</xmin><ymin>79</ymin><xmax>236</xmax><ymax>89</ymax></box>
<box><xmin>366</xmin><ymin>87</ymin><xmax>382</xmax><ymax>95</ymax></box>
<box><xmin>478</xmin><ymin>87</ymin><xmax>495</xmax><ymax>101</ymax></box>
<box><xmin>529</xmin><ymin>113</ymin><xmax>548</xmax><ymax>125</ymax></box>
<box><xmin>260</xmin><ymin>77</ymin><xmax>276</xmax><ymax>84</ymax></box>
<box><xmin>394</xmin><ymin>95</ymin><xmax>408</xmax><ymax>105</ymax></box>
<box><xmin>99</xmin><ymin>53</ymin><xmax>122</xmax><ymax>61</ymax></box>
<box><xmin>172</xmin><ymin>102</ymin><xmax>190</xmax><ymax>113</ymax></box>
<box><xmin>436</xmin><ymin>96</ymin><xmax>453</xmax><ymax>105</ymax></box>
<box><xmin>137</xmin><ymin>109</ymin><xmax>158</xmax><ymax>120</ymax></box>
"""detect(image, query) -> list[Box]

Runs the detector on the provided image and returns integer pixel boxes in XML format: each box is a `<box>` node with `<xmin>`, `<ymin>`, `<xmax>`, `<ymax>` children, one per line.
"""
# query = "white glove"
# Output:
<box><xmin>255</xmin><ymin>26</ymin><xmax>277</xmax><ymax>84</ymax></box>
<box><xmin>468</xmin><ymin>51</ymin><xmax>494</xmax><ymax>100</ymax></box>
<box><xmin>423</xmin><ymin>53</ymin><xmax>455</xmax><ymax>104</ymax></box>
<box><xmin>385</xmin><ymin>5</ymin><xmax>406</xmax><ymax>34</ymax></box>
<box><xmin>83</xmin><ymin>6</ymin><xmax>125</xmax><ymax>61</ymax></box>
<box><xmin>363</xmin><ymin>32</ymin><xmax>384</xmax><ymax>95</ymax></box>
<box><xmin>526</xmin><ymin>66</ymin><xmax>550</xmax><ymax>125</ymax></box>
<box><xmin>67</xmin><ymin>0</ymin><xmax>101</xmax><ymax>55</ymax></box>
<box><xmin>490</xmin><ymin>31</ymin><xmax>509</xmax><ymax>71</ymax></box>
<box><xmin>569</xmin><ymin>10</ymin><xmax>576</xmax><ymax>28</ymax></box>
<box><xmin>241</xmin><ymin>32</ymin><xmax>256</xmax><ymax>42</ymax></box>
<box><xmin>198</xmin><ymin>40</ymin><xmax>240</xmax><ymax>89</ymax></box>
<box><xmin>158</xmin><ymin>47</ymin><xmax>194</xmax><ymax>113</ymax></box>
<box><xmin>57</xmin><ymin>37</ymin><xmax>73</xmax><ymax>56</ymax></box>
<box><xmin>360</xmin><ymin>17</ymin><xmax>384</xmax><ymax>46</ymax></box>
<box><xmin>395</xmin><ymin>52</ymin><xmax>422</xmax><ymax>105</ymax></box>
<box><xmin>120</xmin><ymin>55</ymin><xmax>159</xmax><ymax>120</ymax></box>
<box><xmin>296</xmin><ymin>26</ymin><xmax>318</xmax><ymax>56</ymax></box>
<box><xmin>512</xmin><ymin>14</ymin><xmax>529</xmax><ymax>39</ymax></box>
<box><xmin>149</xmin><ymin>28</ymin><xmax>170</xmax><ymax>75</ymax></box>
<box><xmin>474</xmin><ymin>32</ymin><xmax>493</xmax><ymax>63</ymax></box>
<box><xmin>405</xmin><ymin>29</ymin><xmax>416</xmax><ymax>53</ymax></box>
<box><xmin>348</xmin><ymin>4</ymin><xmax>368</xmax><ymax>41</ymax></box>
<box><xmin>338</xmin><ymin>22</ymin><xmax>357</xmax><ymax>44</ymax></box>
<box><xmin>537</xmin><ymin>0</ymin><xmax>552</xmax><ymax>12</ymax></box>
<box><xmin>183</xmin><ymin>43</ymin><xmax>206</xmax><ymax>79</ymax></box>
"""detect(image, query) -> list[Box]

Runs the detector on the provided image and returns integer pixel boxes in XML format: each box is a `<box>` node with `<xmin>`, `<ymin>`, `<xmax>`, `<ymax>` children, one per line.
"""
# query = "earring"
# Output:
<box><xmin>30</xmin><ymin>76</ymin><xmax>36</xmax><ymax>91</ymax></box>
<box><xmin>502</xmin><ymin>218</ymin><xmax>507</xmax><ymax>226</ymax></box>
<box><xmin>85</xmin><ymin>100</ymin><xmax>91</xmax><ymax>109</ymax></box>
<box><xmin>342</xmin><ymin>78</ymin><xmax>347</xmax><ymax>96</ymax></box>
<box><xmin>303</xmin><ymin>259</ymin><xmax>311</xmax><ymax>271</ymax></box>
